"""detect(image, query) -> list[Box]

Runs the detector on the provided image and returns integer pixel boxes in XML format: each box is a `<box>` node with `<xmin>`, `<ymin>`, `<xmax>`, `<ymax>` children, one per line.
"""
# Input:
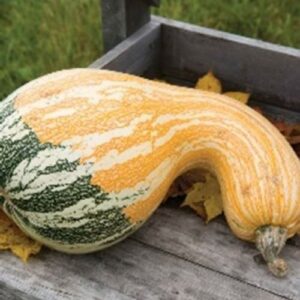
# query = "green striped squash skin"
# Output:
<box><xmin>0</xmin><ymin>70</ymin><xmax>147</xmax><ymax>253</ymax></box>
<box><xmin>0</xmin><ymin>98</ymin><xmax>136</xmax><ymax>253</ymax></box>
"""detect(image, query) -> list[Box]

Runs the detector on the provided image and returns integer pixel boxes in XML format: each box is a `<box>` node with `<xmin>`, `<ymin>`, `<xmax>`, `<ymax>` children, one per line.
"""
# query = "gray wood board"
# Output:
<box><xmin>155</xmin><ymin>16</ymin><xmax>300</xmax><ymax>112</ymax></box>
<box><xmin>249</xmin><ymin>101</ymin><xmax>300</xmax><ymax>123</ymax></box>
<box><xmin>133</xmin><ymin>205</ymin><xmax>300</xmax><ymax>300</ymax></box>
<box><xmin>90</xmin><ymin>20</ymin><xmax>161</xmax><ymax>78</ymax></box>
<box><xmin>0</xmin><ymin>282</ymin><xmax>40</xmax><ymax>300</ymax></box>
<box><xmin>101</xmin><ymin>0</ymin><xmax>151</xmax><ymax>52</ymax></box>
<box><xmin>0</xmin><ymin>205</ymin><xmax>298</xmax><ymax>300</ymax></box>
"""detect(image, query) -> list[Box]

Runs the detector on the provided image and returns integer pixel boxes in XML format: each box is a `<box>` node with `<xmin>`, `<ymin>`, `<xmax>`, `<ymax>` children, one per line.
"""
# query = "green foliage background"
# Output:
<box><xmin>1</xmin><ymin>0</ymin><xmax>299</xmax><ymax>100</ymax></box>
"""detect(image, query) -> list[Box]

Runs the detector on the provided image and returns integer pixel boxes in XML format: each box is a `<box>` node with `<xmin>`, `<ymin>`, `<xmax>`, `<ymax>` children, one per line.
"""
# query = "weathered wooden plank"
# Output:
<box><xmin>249</xmin><ymin>101</ymin><xmax>300</xmax><ymax>123</ymax></box>
<box><xmin>132</xmin><ymin>205</ymin><xmax>300</xmax><ymax>300</ymax></box>
<box><xmin>0</xmin><ymin>282</ymin><xmax>40</xmax><ymax>300</ymax></box>
<box><xmin>101</xmin><ymin>0</ymin><xmax>160</xmax><ymax>52</ymax></box>
<box><xmin>0</xmin><ymin>236</ymin><xmax>285</xmax><ymax>300</ymax></box>
<box><xmin>0</xmin><ymin>251</ymin><xmax>134</xmax><ymax>300</ymax></box>
<box><xmin>90</xmin><ymin>20</ymin><xmax>161</xmax><ymax>78</ymax></box>
<box><xmin>155</xmin><ymin>15</ymin><xmax>300</xmax><ymax>112</ymax></box>
<box><xmin>101</xmin><ymin>0</ymin><xmax>149</xmax><ymax>52</ymax></box>
<box><xmin>289</xmin><ymin>235</ymin><xmax>300</xmax><ymax>247</ymax></box>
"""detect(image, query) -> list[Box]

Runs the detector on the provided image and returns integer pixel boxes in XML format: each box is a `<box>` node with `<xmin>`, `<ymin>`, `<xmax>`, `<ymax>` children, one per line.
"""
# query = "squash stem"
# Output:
<box><xmin>255</xmin><ymin>225</ymin><xmax>288</xmax><ymax>277</ymax></box>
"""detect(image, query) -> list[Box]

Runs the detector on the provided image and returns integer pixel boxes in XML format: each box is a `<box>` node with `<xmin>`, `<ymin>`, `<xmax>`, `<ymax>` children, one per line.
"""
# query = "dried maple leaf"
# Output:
<box><xmin>293</xmin><ymin>143</ymin><xmax>300</xmax><ymax>158</ymax></box>
<box><xmin>288</xmin><ymin>124</ymin><xmax>300</xmax><ymax>145</ymax></box>
<box><xmin>270</xmin><ymin>120</ymin><xmax>294</xmax><ymax>136</ymax></box>
<box><xmin>252</xmin><ymin>106</ymin><xmax>264</xmax><ymax>114</ymax></box>
<box><xmin>195</xmin><ymin>71</ymin><xmax>222</xmax><ymax>93</ymax></box>
<box><xmin>164</xmin><ymin>169</ymin><xmax>207</xmax><ymax>202</ymax></box>
<box><xmin>0</xmin><ymin>210</ymin><xmax>42</xmax><ymax>262</ymax></box>
<box><xmin>223</xmin><ymin>91</ymin><xmax>250</xmax><ymax>104</ymax></box>
<box><xmin>267</xmin><ymin>119</ymin><xmax>300</xmax><ymax>147</ymax></box>
<box><xmin>287</xmin><ymin>135</ymin><xmax>300</xmax><ymax>145</ymax></box>
<box><xmin>181</xmin><ymin>173</ymin><xmax>223</xmax><ymax>223</ymax></box>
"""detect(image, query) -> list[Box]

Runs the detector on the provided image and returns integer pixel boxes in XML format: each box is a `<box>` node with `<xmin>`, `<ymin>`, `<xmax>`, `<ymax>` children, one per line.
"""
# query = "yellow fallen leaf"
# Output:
<box><xmin>203</xmin><ymin>192</ymin><xmax>223</xmax><ymax>223</ymax></box>
<box><xmin>223</xmin><ymin>91</ymin><xmax>250</xmax><ymax>104</ymax></box>
<box><xmin>195</xmin><ymin>71</ymin><xmax>222</xmax><ymax>93</ymax></box>
<box><xmin>181</xmin><ymin>183</ymin><xmax>207</xmax><ymax>219</ymax></box>
<box><xmin>181</xmin><ymin>173</ymin><xmax>223</xmax><ymax>223</ymax></box>
<box><xmin>0</xmin><ymin>210</ymin><xmax>42</xmax><ymax>262</ymax></box>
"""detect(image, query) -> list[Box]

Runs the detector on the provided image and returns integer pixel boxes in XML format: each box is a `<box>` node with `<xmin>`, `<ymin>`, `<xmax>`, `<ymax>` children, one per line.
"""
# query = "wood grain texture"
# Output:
<box><xmin>133</xmin><ymin>205</ymin><xmax>300</xmax><ymax>300</ymax></box>
<box><xmin>0</xmin><ymin>282</ymin><xmax>40</xmax><ymax>300</ymax></box>
<box><xmin>0</xmin><ymin>249</ymin><xmax>135</xmax><ymax>300</ymax></box>
<box><xmin>90</xmin><ymin>20</ymin><xmax>161</xmax><ymax>78</ymax></box>
<box><xmin>155</xmin><ymin>15</ymin><xmax>300</xmax><ymax>112</ymax></box>
<box><xmin>0</xmin><ymin>205</ymin><xmax>291</xmax><ymax>300</ymax></box>
<box><xmin>101</xmin><ymin>0</ymin><xmax>152</xmax><ymax>52</ymax></box>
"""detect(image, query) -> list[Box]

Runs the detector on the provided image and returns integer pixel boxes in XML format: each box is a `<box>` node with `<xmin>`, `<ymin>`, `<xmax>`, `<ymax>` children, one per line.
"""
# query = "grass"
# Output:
<box><xmin>154</xmin><ymin>0</ymin><xmax>300</xmax><ymax>46</ymax></box>
<box><xmin>0</xmin><ymin>0</ymin><xmax>102</xmax><ymax>100</ymax></box>
<box><xmin>1</xmin><ymin>0</ymin><xmax>300</xmax><ymax>100</ymax></box>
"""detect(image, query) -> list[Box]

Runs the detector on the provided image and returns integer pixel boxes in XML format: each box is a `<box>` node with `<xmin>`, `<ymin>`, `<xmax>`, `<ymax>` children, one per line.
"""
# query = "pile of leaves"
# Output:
<box><xmin>0</xmin><ymin>71</ymin><xmax>299</xmax><ymax>261</ymax></box>
<box><xmin>0</xmin><ymin>210</ymin><xmax>41</xmax><ymax>261</ymax></box>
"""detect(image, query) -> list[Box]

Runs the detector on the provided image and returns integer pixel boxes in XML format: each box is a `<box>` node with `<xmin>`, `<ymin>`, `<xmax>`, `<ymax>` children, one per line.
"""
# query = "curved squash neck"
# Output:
<box><xmin>144</xmin><ymin>94</ymin><xmax>299</xmax><ymax>240</ymax></box>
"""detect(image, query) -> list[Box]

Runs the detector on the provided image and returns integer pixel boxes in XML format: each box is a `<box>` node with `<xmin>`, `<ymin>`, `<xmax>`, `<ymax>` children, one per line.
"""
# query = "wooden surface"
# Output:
<box><xmin>1</xmin><ymin>204</ymin><xmax>299</xmax><ymax>300</ymax></box>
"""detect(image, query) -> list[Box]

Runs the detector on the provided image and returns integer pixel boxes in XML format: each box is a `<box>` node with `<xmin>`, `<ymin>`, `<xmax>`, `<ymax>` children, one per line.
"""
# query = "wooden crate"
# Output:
<box><xmin>1</xmin><ymin>1</ymin><xmax>300</xmax><ymax>299</ymax></box>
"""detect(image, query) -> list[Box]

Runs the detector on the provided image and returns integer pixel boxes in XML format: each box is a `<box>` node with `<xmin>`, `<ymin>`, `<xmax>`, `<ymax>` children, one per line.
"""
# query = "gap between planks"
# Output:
<box><xmin>131</xmin><ymin>205</ymin><xmax>300</xmax><ymax>300</ymax></box>
<box><xmin>0</xmin><ymin>211</ymin><xmax>295</xmax><ymax>300</ymax></box>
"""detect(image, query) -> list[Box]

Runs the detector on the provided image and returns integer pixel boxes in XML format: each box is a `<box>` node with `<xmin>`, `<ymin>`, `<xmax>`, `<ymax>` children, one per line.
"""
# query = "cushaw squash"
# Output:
<box><xmin>0</xmin><ymin>69</ymin><xmax>299</xmax><ymax>277</ymax></box>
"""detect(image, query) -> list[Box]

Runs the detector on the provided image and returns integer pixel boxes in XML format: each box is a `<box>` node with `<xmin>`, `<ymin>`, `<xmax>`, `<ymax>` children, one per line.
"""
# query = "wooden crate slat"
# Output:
<box><xmin>0</xmin><ymin>282</ymin><xmax>41</xmax><ymax>300</ymax></box>
<box><xmin>156</xmin><ymin>16</ymin><xmax>300</xmax><ymax>112</ymax></box>
<box><xmin>90</xmin><ymin>20</ymin><xmax>161</xmax><ymax>78</ymax></box>
<box><xmin>101</xmin><ymin>0</ymin><xmax>159</xmax><ymax>52</ymax></box>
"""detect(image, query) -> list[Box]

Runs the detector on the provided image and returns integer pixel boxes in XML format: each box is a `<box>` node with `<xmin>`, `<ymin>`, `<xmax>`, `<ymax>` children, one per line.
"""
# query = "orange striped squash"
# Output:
<box><xmin>0</xmin><ymin>69</ymin><xmax>299</xmax><ymax>277</ymax></box>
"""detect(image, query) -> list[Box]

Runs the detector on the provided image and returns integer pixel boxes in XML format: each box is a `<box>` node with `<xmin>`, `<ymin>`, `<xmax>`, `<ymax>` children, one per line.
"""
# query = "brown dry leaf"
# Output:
<box><xmin>0</xmin><ymin>210</ymin><xmax>42</xmax><ymax>262</ymax></box>
<box><xmin>288</xmin><ymin>124</ymin><xmax>300</xmax><ymax>145</ymax></box>
<box><xmin>195</xmin><ymin>71</ymin><xmax>222</xmax><ymax>93</ymax></box>
<box><xmin>293</xmin><ymin>144</ymin><xmax>300</xmax><ymax>160</ymax></box>
<box><xmin>252</xmin><ymin>106</ymin><xmax>264</xmax><ymax>114</ymax></box>
<box><xmin>268</xmin><ymin>119</ymin><xmax>300</xmax><ymax>146</ymax></box>
<box><xmin>181</xmin><ymin>173</ymin><xmax>223</xmax><ymax>223</ymax></box>
<box><xmin>223</xmin><ymin>91</ymin><xmax>250</xmax><ymax>104</ymax></box>
<box><xmin>271</xmin><ymin>120</ymin><xmax>294</xmax><ymax>136</ymax></box>
<box><xmin>269</xmin><ymin>120</ymin><xmax>300</xmax><ymax>158</ymax></box>
<box><xmin>249</xmin><ymin>105</ymin><xmax>300</xmax><ymax>158</ymax></box>
<box><xmin>287</xmin><ymin>135</ymin><xmax>300</xmax><ymax>145</ymax></box>
<box><xmin>164</xmin><ymin>169</ymin><xmax>207</xmax><ymax>202</ymax></box>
